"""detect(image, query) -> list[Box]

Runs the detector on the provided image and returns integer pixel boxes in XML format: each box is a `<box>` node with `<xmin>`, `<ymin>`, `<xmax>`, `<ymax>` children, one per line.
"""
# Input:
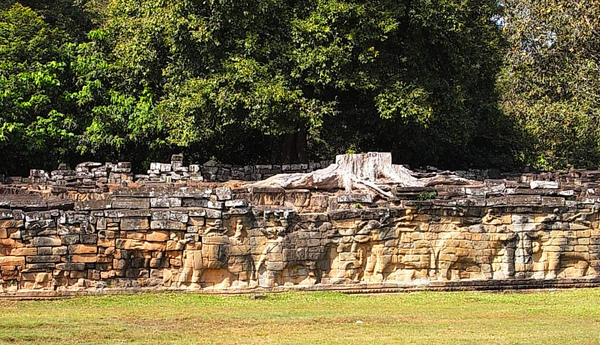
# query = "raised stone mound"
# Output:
<box><xmin>2</xmin><ymin>153</ymin><xmax>600</xmax><ymax>296</ymax></box>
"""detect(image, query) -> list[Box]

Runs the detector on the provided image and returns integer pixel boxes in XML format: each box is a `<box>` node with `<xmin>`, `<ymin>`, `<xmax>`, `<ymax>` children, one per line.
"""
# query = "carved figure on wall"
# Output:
<box><xmin>280</xmin><ymin>221</ymin><xmax>334</xmax><ymax>286</ymax></box>
<box><xmin>178</xmin><ymin>249</ymin><xmax>203</xmax><ymax>288</ymax></box>
<box><xmin>435</xmin><ymin>224</ymin><xmax>516</xmax><ymax>281</ymax></box>
<box><xmin>531</xmin><ymin>227</ymin><xmax>597</xmax><ymax>279</ymax></box>
<box><xmin>390</xmin><ymin>223</ymin><xmax>435</xmax><ymax>281</ymax></box>
<box><xmin>255</xmin><ymin>218</ymin><xmax>288</xmax><ymax>287</ymax></box>
<box><xmin>233</xmin><ymin>219</ymin><xmax>244</xmax><ymax>240</ymax></box>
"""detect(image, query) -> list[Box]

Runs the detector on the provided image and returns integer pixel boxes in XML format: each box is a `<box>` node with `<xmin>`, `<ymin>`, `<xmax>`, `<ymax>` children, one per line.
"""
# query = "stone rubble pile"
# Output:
<box><xmin>1</xmin><ymin>154</ymin><xmax>333</xmax><ymax>187</ymax></box>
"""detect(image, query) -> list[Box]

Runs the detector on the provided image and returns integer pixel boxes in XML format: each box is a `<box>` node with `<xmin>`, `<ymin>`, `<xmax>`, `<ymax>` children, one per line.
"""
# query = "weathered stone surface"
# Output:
<box><xmin>150</xmin><ymin>220</ymin><xmax>186</xmax><ymax>231</ymax></box>
<box><xmin>150</xmin><ymin>197</ymin><xmax>182</xmax><ymax>208</ymax></box>
<box><xmin>336</xmin><ymin>194</ymin><xmax>373</xmax><ymax>204</ymax></box>
<box><xmin>56</xmin><ymin>263</ymin><xmax>86</xmax><ymax>271</ymax></box>
<box><xmin>26</xmin><ymin>255</ymin><xmax>61</xmax><ymax>263</ymax></box>
<box><xmin>8</xmin><ymin>154</ymin><xmax>600</xmax><ymax>294</ymax></box>
<box><xmin>120</xmin><ymin>217</ymin><xmax>150</xmax><ymax>231</ymax></box>
<box><xmin>112</xmin><ymin>197</ymin><xmax>150</xmax><ymax>209</ymax></box>
<box><xmin>0</xmin><ymin>256</ymin><xmax>25</xmax><ymax>266</ymax></box>
<box><xmin>0</xmin><ymin>219</ymin><xmax>24</xmax><ymax>228</ymax></box>
<box><xmin>181</xmin><ymin>198</ymin><xmax>209</xmax><ymax>207</ymax></box>
<box><xmin>31</xmin><ymin>237</ymin><xmax>61</xmax><ymax>247</ymax></box>
<box><xmin>146</xmin><ymin>231</ymin><xmax>169</xmax><ymax>242</ymax></box>
<box><xmin>69</xmin><ymin>244</ymin><xmax>98</xmax><ymax>254</ymax></box>
<box><xmin>71</xmin><ymin>254</ymin><xmax>97</xmax><ymax>263</ymax></box>
<box><xmin>115</xmin><ymin>239</ymin><xmax>144</xmax><ymax>250</ymax></box>
<box><xmin>216</xmin><ymin>187</ymin><xmax>232</xmax><ymax>201</ymax></box>
<box><xmin>9</xmin><ymin>247</ymin><xmax>37</xmax><ymax>256</ymax></box>
<box><xmin>224</xmin><ymin>199</ymin><xmax>249</xmax><ymax>208</ymax></box>
<box><xmin>531</xmin><ymin>181</ymin><xmax>559</xmax><ymax>189</ymax></box>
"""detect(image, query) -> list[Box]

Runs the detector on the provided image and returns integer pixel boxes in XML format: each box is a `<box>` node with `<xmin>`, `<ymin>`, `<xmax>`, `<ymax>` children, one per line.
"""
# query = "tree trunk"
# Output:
<box><xmin>296</xmin><ymin>128</ymin><xmax>308</xmax><ymax>163</ymax></box>
<box><xmin>250</xmin><ymin>152</ymin><xmax>472</xmax><ymax>199</ymax></box>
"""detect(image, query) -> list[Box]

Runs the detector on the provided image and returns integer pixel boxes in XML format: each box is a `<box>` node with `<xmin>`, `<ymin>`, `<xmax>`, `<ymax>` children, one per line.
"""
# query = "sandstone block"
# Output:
<box><xmin>1</xmin><ymin>267</ymin><xmax>19</xmax><ymax>280</ymax></box>
<box><xmin>337</xmin><ymin>194</ymin><xmax>373</xmax><ymax>204</ymax></box>
<box><xmin>577</xmin><ymin>230</ymin><xmax>591</xmax><ymax>238</ymax></box>
<box><xmin>120</xmin><ymin>217</ymin><xmax>150</xmax><ymax>231</ymax></box>
<box><xmin>123</xmin><ymin>233</ymin><xmax>144</xmax><ymax>242</ymax></box>
<box><xmin>169</xmin><ymin>258</ymin><xmax>182</xmax><ymax>267</ymax></box>
<box><xmin>571</xmin><ymin>223</ymin><xmax>590</xmax><ymax>230</ymax></box>
<box><xmin>101</xmin><ymin>271</ymin><xmax>115</xmax><ymax>279</ymax></box>
<box><xmin>116</xmin><ymin>239</ymin><xmax>144</xmax><ymax>250</ymax></box>
<box><xmin>27</xmin><ymin>263</ymin><xmax>56</xmax><ymax>270</ymax></box>
<box><xmin>97</xmin><ymin>238</ymin><xmax>115</xmax><ymax>247</ymax></box>
<box><xmin>61</xmin><ymin>235</ymin><xmax>80</xmax><ymax>245</ymax></box>
<box><xmin>0</xmin><ymin>219</ymin><xmax>24</xmax><ymax>228</ymax></box>
<box><xmin>112</xmin><ymin>197</ymin><xmax>150</xmax><ymax>209</ymax></box>
<box><xmin>182</xmin><ymin>198</ymin><xmax>209</xmax><ymax>207</ymax></box>
<box><xmin>149</xmin><ymin>258</ymin><xmax>162</xmax><ymax>268</ymax></box>
<box><xmin>32</xmin><ymin>237</ymin><xmax>62</xmax><ymax>247</ymax></box>
<box><xmin>9</xmin><ymin>247</ymin><xmax>37</xmax><ymax>256</ymax></box>
<box><xmin>229</xmin><ymin>208</ymin><xmax>249</xmax><ymax>215</ymax></box>
<box><xmin>0</xmin><ymin>256</ymin><xmax>25</xmax><ymax>266</ymax></box>
<box><xmin>146</xmin><ymin>231</ymin><xmax>169</xmax><ymax>242</ymax></box>
<box><xmin>151</xmin><ymin>220</ymin><xmax>186</xmax><ymax>231</ymax></box>
<box><xmin>26</xmin><ymin>255</ymin><xmax>61</xmax><ymax>263</ymax></box>
<box><xmin>266</xmin><ymin>261</ymin><xmax>284</xmax><ymax>271</ymax></box>
<box><xmin>188</xmin><ymin>209</ymin><xmax>206</xmax><ymax>217</ymax></box>
<box><xmin>37</xmin><ymin>247</ymin><xmax>53</xmax><ymax>255</ymax></box>
<box><xmin>143</xmin><ymin>242</ymin><xmax>166</xmax><ymax>251</ymax></box>
<box><xmin>96</xmin><ymin>217</ymin><xmax>107</xmax><ymax>230</ymax></box>
<box><xmin>150</xmin><ymin>197</ymin><xmax>182</xmax><ymax>208</ymax></box>
<box><xmin>72</xmin><ymin>254</ymin><xmax>98</xmax><ymax>263</ymax></box>
<box><xmin>69</xmin><ymin>244</ymin><xmax>98</xmax><ymax>254</ymax></box>
<box><xmin>113</xmin><ymin>259</ymin><xmax>127</xmax><ymax>270</ymax></box>
<box><xmin>81</xmin><ymin>234</ymin><xmax>98</xmax><ymax>244</ymax></box>
<box><xmin>70</xmin><ymin>271</ymin><xmax>86</xmax><ymax>279</ymax></box>
<box><xmin>166</xmin><ymin>241</ymin><xmax>184</xmax><ymax>251</ymax></box>
<box><xmin>56</xmin><ymin>262</ymin><xmax>86</xmax><ymax>271</ymax></box>
<box><xmin>52</xmin><ymin>246</ymin><xmax>68</xmax><ymax>255</ymax></box>
<box><xmin>188</xmin><ymin>217</ymin><xmax>205</xmax><ymax>227</ymax></box>
<box><xmin>151</xmin><ymin>211</ymin><xmax>188</xmax><ymax>223</ymax></box>
<box><xmin>216</xmin><ymin>187</ymin><xmax>232</xmax><ymax>201</ymax></box>
<box><xmin>205</xmin><ymin>209</ymin><xmax>222</xmax><ymax>219</ymax></box>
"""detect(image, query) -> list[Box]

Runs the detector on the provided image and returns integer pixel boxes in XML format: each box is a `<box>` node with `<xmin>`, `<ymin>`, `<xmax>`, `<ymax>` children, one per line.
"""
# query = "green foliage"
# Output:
<box><xmin>500</xmin><ymin>0</ymin><xmax>600</xmax><ymax>169</ymax></box>
<box><xmin>0</xmin><ymin>3</ymin><xmax>78</xmax><ymax>173</ymax></box>
<box><xmin>0</xmin><ymin>0</ymin><xmax>557</xmax><ymax>174</ymax></box>
<box><xmin>417</xmin><ymin>191</ymin><xmax>437</xmax><ymax>201</ymax></box>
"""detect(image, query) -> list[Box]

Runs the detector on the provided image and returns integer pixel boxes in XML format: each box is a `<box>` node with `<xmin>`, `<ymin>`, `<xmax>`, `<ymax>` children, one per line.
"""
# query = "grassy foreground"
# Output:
<box><xmin>1</xmin><ymin>289</ymin><xmax>600</xmax><ymax>344</ymax></box>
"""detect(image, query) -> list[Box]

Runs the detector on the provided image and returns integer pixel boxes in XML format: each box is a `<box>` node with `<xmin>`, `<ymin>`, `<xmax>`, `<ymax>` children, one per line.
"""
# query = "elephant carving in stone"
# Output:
<box><xmin>531</xmin><ymin>228</ymin><xmax>598</xmax><ymax>279</ymax></box>
<box><xmin>435</xmin><ymin>224</ymin><xmax>516</xmax><ymax>281</ymax></box>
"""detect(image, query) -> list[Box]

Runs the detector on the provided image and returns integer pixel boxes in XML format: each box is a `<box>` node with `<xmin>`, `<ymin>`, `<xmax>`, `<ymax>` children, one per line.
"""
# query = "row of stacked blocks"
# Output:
<box><xmin>2</xmin><ymin>181</ymin><xmax>600</xmax><ymax>292</ymax></box>
<box><xmin>5</xmin><ymin>154</ymin><xmax>333</xmax><ymax>186</ymax></box>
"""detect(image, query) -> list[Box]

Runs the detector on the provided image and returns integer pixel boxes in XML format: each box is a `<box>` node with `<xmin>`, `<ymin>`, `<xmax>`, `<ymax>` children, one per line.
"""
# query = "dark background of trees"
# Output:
<box><xmin>1</xmin><ymin>0</ymin><xmax>597</xmax><ymax>175</ymax></box>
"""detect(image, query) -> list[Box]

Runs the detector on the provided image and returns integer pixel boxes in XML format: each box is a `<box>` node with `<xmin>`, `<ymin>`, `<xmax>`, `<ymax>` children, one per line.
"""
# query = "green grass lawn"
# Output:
<box><xmin>1</xmin><ymin>289</ymin><xmax>600</xmax><ymax>344</ymax></box>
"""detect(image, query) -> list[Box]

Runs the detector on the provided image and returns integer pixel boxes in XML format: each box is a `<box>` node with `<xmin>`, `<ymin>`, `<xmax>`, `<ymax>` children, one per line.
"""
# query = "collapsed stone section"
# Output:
<box><xmin>1</xmin><ymin>179</ymin><xmax>600</xmax><ymax>294</ymax></box>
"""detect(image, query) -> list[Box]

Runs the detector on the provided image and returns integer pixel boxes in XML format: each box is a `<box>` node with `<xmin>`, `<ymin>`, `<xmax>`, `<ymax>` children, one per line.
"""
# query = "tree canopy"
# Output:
<box><xmin>500</xmin><ymin>0</ymin><xmax>600</xmax><ymax>169</ymax></box>
<box><xmin>1</xmin><ymin>0</ymin><xmax>597</xmax><ymax>174</ymax></box>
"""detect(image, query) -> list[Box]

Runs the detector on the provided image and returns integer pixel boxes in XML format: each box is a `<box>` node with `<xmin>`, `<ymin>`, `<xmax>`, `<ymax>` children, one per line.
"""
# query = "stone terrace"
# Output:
<box><xmin>2</xmin><ymin>155</ymin><xmax>600</xmax><ymax>296</ymax></box>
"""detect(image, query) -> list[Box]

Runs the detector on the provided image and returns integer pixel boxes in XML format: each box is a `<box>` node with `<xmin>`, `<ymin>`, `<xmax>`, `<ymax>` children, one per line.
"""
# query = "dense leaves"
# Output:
<box><xmin>500</xmin><ymin>0</ymin><xmax>600</xmax><ymax>169</ymax></box>
<box><xmin>1</xmin><ymin>0</ymin><xmax>595</xmax><ymax>174</ymax></box>
<box><xmin>0</xmin><ymin>4</ymin><xmax>78</xmax><ymax>173</ymax></box>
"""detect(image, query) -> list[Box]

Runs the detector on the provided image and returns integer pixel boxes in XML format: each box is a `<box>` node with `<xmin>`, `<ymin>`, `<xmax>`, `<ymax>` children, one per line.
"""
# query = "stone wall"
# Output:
<box><xmin>3</xmin><ymin>160</ymin><xmax>600</xmax><ymax>295</ymax></box>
